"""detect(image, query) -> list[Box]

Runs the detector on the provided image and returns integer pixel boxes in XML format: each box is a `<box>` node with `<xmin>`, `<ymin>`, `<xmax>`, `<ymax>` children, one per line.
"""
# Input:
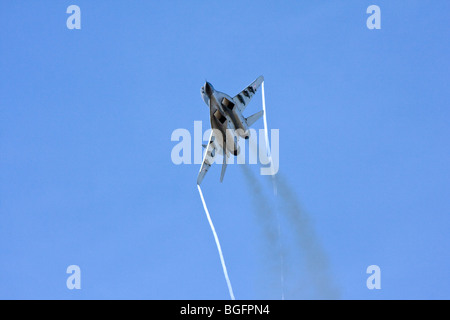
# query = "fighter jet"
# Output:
<box><xmin>197</xmin><ymin>76</ymin><xmax>265</xmax><ymax>185</ymax></box>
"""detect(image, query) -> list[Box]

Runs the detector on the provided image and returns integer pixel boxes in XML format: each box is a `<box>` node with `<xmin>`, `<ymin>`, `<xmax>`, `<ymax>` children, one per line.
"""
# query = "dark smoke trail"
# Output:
<box><xmin>240</xmin><ymin>164</ymin><xmax>285</xmax><ymax>299</ymax></box>
<box><xmin>243</xmin><ymin>141</ymin><xmax>339</xmax><ymax>298</ymax></box>
<box><xmin>241</xmin><ymin>165</ymin><xmax>278</xmax><ymax>243</ymax></box>
<box><xmin>272</xmin><ymin>173</ymin><xmax>340</xmax><ymax>299</ymax></box>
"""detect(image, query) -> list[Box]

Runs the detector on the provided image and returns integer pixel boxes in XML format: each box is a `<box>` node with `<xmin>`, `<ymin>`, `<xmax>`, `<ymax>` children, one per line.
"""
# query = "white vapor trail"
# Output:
<box><xmin>261</xmin><ymin>81</ymin><xmax>278</xmax><ymax>195</ymax></box>
<box><xmin>197</xmin><ymin>185</ymin><xmax>235</xmax><ymax>300</ymax></box>
<box><xmin>261</xmin><ymin>81</ymin><xmax>284</xmax><ymax>298</ymax></box>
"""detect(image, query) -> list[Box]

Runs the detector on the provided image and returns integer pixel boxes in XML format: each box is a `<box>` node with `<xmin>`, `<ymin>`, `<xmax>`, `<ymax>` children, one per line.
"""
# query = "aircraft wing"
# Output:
<box><xmin>197</xmin><ymin>130</ymin><xmax>216</xmax><ymax>185</ymax></box>
<box><xmin>197</xmin><ymin>97</ymin><xmax>221</xmax><ymax>185</ymax></box>
<box><xmin>233</xmin><ymin>75</ymin><xmax>264</xmax><ymax>112</ymax></box>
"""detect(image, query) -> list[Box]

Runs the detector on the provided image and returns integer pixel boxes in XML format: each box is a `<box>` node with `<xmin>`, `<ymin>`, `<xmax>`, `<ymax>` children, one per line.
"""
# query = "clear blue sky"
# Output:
<box><xmin>1</xmin><ymin>1</ymin><xmax>449</xmax><ymax>299</ymax></box>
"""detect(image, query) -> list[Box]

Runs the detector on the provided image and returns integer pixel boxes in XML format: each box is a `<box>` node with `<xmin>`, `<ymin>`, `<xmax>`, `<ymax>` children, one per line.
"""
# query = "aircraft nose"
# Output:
<box><xmin>204</xmin><ymin>82</ymin><xmax>213</xmax><ymax>97</ymax></box>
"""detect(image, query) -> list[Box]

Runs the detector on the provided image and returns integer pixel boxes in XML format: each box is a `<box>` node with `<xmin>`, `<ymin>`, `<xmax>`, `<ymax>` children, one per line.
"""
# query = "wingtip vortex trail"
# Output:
<box><xmin>197</xmin><ymin>185</ymin><xmax>235</xmax><ymax>300</ymax></box>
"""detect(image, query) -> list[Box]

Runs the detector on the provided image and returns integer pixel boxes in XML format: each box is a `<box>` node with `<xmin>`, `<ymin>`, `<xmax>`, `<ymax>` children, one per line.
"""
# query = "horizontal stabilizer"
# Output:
<box><xmin>246</xmin><ymin>110</ymin><xmax>264</xmax><ymax>127</ymax></box>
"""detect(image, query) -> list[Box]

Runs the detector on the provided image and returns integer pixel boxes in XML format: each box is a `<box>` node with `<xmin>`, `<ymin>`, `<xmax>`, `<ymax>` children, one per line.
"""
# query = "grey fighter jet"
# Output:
<box><xmin>197</xmin><ymin>76</ymin><xmax>264</xmax><ymax>185</ymax></box>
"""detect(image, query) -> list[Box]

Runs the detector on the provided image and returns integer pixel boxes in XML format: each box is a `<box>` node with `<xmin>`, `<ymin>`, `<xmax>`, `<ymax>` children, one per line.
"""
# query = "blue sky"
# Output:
<box><xmin>1</xmin><ymin>1</ymin><xmax>449</xmax><ymax>299</ymax></box>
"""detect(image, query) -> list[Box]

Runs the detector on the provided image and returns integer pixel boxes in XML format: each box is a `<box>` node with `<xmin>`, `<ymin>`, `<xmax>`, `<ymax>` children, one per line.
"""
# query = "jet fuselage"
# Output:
<box><xmin>201</xmin><ymin>82</ymin><xmax>251</xmax><ymax>156</ymax></box>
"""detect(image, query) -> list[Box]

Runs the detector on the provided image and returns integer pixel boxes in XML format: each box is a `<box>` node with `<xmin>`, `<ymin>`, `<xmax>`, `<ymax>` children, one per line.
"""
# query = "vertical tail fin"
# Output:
<box><xmin>220</xmin><ymin>157</ymin><xmax>228</xmax><ymax>183</ymax></box>
<box><xmin>220</xmin><ymin>136</ymin><xmax>228</xmax><ymax>183</ymax></box>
